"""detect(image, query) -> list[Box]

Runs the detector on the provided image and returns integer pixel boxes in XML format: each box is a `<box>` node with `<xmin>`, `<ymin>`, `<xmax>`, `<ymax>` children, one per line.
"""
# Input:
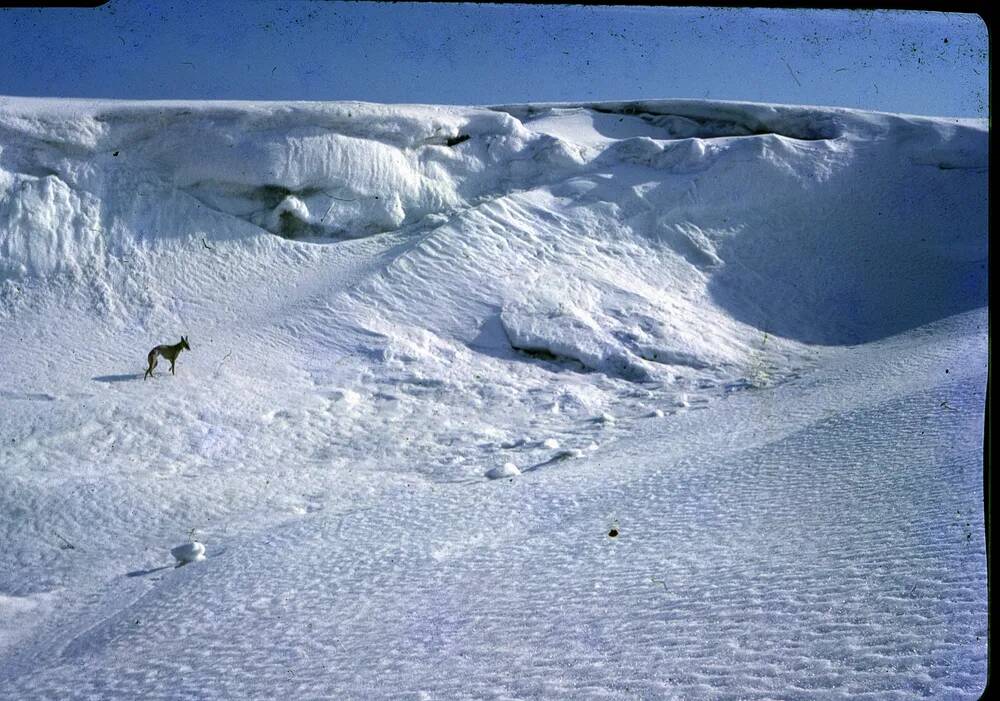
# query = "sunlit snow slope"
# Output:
<box><xmin>0</xmin><ymin>97</ymin><xmax>988</xmax><ymax>699</ymax></box>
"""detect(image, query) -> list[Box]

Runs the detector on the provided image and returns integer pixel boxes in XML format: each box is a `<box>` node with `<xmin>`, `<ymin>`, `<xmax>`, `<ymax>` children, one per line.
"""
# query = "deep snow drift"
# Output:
<box><xmin>0</xmin><ymin>96</ymin><xmax>988</xmax><ymax>699</ymax></box>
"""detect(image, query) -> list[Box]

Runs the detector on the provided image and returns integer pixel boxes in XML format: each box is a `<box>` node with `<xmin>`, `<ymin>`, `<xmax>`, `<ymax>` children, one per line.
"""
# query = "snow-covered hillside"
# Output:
<box><xmin>0</xmin><ymin>96</ymin><xmax>987</xmax><ymax>699</ymax></box>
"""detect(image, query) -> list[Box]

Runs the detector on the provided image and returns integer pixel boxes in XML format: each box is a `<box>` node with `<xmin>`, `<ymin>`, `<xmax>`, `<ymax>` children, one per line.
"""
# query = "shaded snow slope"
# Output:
<box><xmin>0</xmin><ymin>97</ymin><xmax>988</xmax><ymax>698</ymax></box>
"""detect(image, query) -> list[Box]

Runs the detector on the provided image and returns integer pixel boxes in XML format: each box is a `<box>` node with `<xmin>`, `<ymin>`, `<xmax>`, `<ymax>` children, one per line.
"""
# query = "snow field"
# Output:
<box><xmin>1</xmin><ymin>310</ymin><xmax>985</xmax><ymax>699</ymax></box>
<box><xmin>0</xmin><ymin>96</ymin><xmax>987</xmax><ymax>698</ymax></box>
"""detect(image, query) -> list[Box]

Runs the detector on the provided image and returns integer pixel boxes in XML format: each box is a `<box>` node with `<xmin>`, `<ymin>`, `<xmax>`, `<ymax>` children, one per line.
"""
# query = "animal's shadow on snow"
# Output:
<box><xmin>0</xmin><ymin>390</ymin><xmax>56</xmax><ymax>401</ymax></box>
<box><xmin>517</xmin><ymin>450</ymin><xmax>582</xmax><ymax>476</ymax></box>
<box><xmin>440</xmin><ymin>450</ymin><xmax>580</xmax><ymax>488</ymax></box>
<box><xmin>125</xmin><ymin>565</ymin><xmax>172</xmax><ymax>578</ymax></box>
<box><xmin>93</xmin><ymin>373</ymin><xmax>142</xmax><ymax>383</ymax></box>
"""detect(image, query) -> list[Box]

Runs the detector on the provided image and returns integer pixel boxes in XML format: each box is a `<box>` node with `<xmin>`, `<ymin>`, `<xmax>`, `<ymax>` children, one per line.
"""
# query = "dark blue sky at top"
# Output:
<box><xmin>0</xmin><ymin>2</ymin><xmax>988</xmax><ymax>117</ymax></box>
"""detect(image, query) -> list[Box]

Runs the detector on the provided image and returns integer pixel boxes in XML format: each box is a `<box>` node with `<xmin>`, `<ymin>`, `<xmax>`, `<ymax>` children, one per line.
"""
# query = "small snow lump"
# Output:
<box><xmin>485</xmin><ymin>462</ymin><xmax>521</xmax><ymax>480</ymax></box>
<box><xmin>171</xmin><ymin>541</ymin><xmax>206</xmax><ymax>565</ymax></box>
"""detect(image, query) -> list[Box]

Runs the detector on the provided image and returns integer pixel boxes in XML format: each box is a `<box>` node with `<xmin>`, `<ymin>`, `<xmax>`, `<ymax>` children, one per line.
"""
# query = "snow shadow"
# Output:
<box><xmin>93</xmin><ymin>373</ymin><xmax>143</xmax><ymax>383</ymax></box>
<box><xmin>706</xmin><ymin>155</ymin><xmax>987</xmax><ymax>345</ymax></box>
<box><xmin>494</xmin><ymin>100</ymin><xmax>841</xmax><ymax>141</ymax></box>
<box><xmin>0</xmin><ymin>390</ymin><xmax>56</xmax><ymax>401</ymax></box>
<box><xmin>125</xmin><ymin>565</ymin><xmax>172</xmax><ymax>578</ymax></box>
<box><xmin>519</xmin><ymin>450</ymin><xmax>578</xmax><ymax>475</ymax></box>
<box><xmin>707</xmin><ymin>227</ymin><xmax>987</xmax><ymax>345</ymax></box>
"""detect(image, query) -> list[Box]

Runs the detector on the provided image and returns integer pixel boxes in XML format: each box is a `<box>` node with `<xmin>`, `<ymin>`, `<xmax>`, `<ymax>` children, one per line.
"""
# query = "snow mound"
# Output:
<box><xmin>500</xmin><ymin>300</ymin><xmax>653</xmax><ymax>381</ymax></box>
<box><xmin>485</xmin><ymin>462</ymin><xmax>521</xmax><ymax>480</ymax></box>
<box><xmin>170</xmin><ymin>542</ymin><xmax>206</xmax><ymax>565</ymax></box>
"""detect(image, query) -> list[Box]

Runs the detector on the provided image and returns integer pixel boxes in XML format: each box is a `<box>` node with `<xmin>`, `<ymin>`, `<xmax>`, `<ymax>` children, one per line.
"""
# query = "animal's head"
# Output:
<box><xmin>180</xmin><ymin>335</ymin><xmax>191</xmax><ymax>351</ymax></box>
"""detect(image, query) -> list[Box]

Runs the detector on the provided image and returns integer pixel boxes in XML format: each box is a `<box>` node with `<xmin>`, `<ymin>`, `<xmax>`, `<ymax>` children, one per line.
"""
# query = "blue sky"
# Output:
<box><xmin>0</xmin><ymin>2</ymin><xmax>988</xmax><ymax>117</ymax></box>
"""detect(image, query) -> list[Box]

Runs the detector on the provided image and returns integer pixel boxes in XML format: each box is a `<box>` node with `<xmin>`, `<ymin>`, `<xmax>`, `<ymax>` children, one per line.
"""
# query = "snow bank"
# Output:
<box><xmin>0</xmin><ymin>96</ymin><xmax>985</xmax><ymax>353</ymax></box>
<box><xmin>0</xmin><ymin>97</ymin><xmax>559</xmax><ymax>266</ymax></box>
<box><xmin>0</xmin><ymin>174</ymin><xmax>102</xmax><ymax>279</ymax></box>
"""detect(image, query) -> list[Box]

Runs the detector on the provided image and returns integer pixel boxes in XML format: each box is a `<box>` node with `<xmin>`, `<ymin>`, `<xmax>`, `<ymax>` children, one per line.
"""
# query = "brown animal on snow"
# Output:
<box><xmin>144</xmin><ymin>336</ymin><xmax>191</xmax><ymax>380</ymax></box>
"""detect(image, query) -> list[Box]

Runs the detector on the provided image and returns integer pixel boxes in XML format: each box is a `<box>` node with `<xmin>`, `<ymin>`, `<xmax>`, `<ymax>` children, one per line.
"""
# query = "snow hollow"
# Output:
<box><xmin>0</xmin><ymin>97</ymin><xmax>988</xmax><ymax>699</ymax></box>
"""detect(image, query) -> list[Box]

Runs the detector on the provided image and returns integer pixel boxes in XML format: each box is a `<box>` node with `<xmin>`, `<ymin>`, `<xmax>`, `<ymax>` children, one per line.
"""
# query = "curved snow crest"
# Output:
<box><xmin>0</xmin><ymin>97</ymin><xmax>572</xmax><ymax>263</ymax></box>
<box><xmin>489</xmin><ymin>97</ymin><xmax>985</xmax><ymax>141</ymax></box>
